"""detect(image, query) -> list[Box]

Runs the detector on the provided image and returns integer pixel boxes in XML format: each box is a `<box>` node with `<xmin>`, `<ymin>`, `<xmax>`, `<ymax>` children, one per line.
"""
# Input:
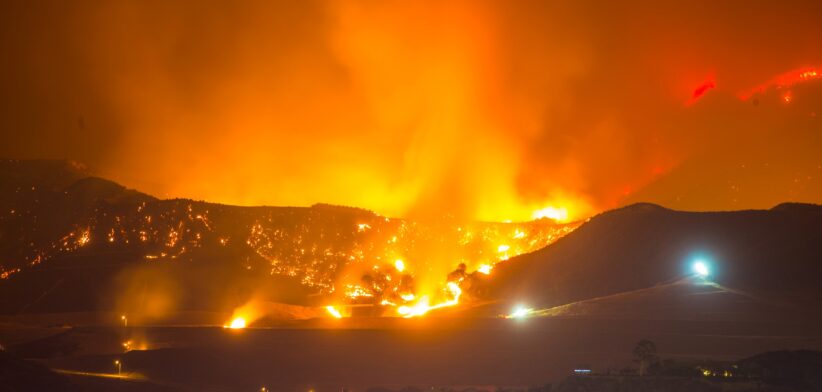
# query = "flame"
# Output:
<box><xmin>738</xmin><ymin>66</ymin><xmax>822</xmax><ymax>100</ymax></box>
<box><xmin>532</xmin><ymin>206</ymin><xmax>569</xmax><ymax>222</ymax></box>
<box><xmin>225</xmin><ymin>317</ymin><xmax>247</xmax><ymax>329</ymax></box>
<box><xmin>331</xmin><ymin>215</ymin><xmax>579</xmax><ymax>318</ymax></box>
<box><xmin>325</xmin><ymin>305</ymin><xmax>343</xmax><ymax>319</ymax></box>
<box><xmin>122</xmin><ymin>339</ymin><xmax>148</xmax><ymax>352</ymax></box>
<box><xmin>397</xmin><ymin>281</ymin><xmax>462</xmax><ymax>318</ymax></box>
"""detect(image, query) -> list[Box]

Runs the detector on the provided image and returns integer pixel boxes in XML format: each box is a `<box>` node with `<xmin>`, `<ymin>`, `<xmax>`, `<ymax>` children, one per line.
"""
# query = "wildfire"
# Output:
<box><xmin>7</xmin><ymin>194</ymin><xmax>579</xmax><ymax>321</ymax></box>
<box><xmin>738</xmin><ymin>66</ymin><xmax>822</xmax><ymax>100</ymax></box>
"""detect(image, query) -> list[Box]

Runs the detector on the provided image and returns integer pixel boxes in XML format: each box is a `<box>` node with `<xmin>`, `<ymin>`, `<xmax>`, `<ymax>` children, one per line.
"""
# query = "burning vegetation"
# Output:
<box><xmin>0</xmin><ymin>161</ymin><xmax>578</xmax><ymax>323</ymax></box>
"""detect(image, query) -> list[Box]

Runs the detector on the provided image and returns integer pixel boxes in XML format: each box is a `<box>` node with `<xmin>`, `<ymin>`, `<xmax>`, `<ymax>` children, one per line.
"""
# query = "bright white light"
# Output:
<box><xmin>693</xmin><ymin>260</ymin><xmax>710</xmax><ymax>277</ymax></box>
<box><xmin>509</xmin><ymin>305</ymin><xmax>533</xmax><ymax>319</ymax></box>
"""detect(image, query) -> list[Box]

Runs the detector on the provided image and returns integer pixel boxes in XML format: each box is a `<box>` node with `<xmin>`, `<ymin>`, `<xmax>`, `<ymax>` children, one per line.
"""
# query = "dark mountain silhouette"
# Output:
<box><xmin>483</xmin><ymin>202</ymin><xmax>822</xmax><ymax>314</ymax></box>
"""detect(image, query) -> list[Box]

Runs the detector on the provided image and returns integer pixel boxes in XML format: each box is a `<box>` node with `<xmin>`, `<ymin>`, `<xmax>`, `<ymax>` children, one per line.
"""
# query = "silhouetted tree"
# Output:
<box><xmin>632</xmin><ymin>339</ymin><xmax>659</xmax><ymax>376</ymax></box>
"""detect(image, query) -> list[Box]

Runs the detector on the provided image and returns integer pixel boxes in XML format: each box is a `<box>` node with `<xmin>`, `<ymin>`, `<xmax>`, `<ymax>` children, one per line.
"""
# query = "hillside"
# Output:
<box><xmin>484</xmin><ymin>203</ymin><xmax>822</xmax><ymax>312</ymax></box>
<box><xmin>0</xmin><ymin>159</ymin><xmax>575</xmax><ymax>315</ymax></box>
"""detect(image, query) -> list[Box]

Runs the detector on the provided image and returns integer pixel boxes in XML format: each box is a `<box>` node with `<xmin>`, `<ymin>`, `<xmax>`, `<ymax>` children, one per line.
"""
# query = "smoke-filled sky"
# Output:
<box><xmin>1</xmin><ymin>0</ymin><xmax>821</xmax><ymax>221</ymax></box>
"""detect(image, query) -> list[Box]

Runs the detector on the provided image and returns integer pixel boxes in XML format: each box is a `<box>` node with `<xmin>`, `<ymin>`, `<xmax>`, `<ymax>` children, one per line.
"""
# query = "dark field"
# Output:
<box><xmin>2</xmin><ymin>314</ymin><xmax>819</xmax><ymax>392</ymax></box>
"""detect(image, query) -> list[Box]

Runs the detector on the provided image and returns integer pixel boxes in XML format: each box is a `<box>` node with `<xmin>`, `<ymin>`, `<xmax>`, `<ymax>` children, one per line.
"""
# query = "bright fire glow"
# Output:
<box><xmin>497</xmin><ymin>244</ymin><xmax>510</xmax><ymax>253</ymax></box>
<box><xmin>325</xmin><ymin>305</ymin><xmax>343</xmax><ymax>318</ymax></box>
<box><xmin>477</xmin><ymin>264</ymin><xmax>492</xmax><ymax>275</ymax></box>
<box><xmin>225</xmin><ymin>317</ymin><xmax>247</xmax><ymax>329</ymax></box>
<box><xmin>394</xmin><ymin>259</ymin><xmax>405</xmax><ymax>272</ymax></box>
<box><xmin>532</xmin><ymin>206</ymin><xmax>569</xmax><ymax>222</ymax></box>
<box><xmin>738</xmin><ymin>66</ymin><xmax>822</xmax><ymax>100</ymax></box>
<box><xmin>397</xmin><ymin>281</ymin><xmax>463</xmax><ymax>318</ymax></box>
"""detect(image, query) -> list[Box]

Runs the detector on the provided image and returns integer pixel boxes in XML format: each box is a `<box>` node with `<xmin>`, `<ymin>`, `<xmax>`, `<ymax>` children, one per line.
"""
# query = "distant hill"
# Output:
<box><xmin>484</xmin><ymin>202</ymin><xmax>822</xmax><ymax>312</ymax></box>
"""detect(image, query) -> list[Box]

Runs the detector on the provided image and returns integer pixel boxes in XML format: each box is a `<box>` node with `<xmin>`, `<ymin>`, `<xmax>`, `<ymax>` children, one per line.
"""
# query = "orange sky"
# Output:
<box><xmin>1</xmin><ymin>0</ymin><xmax>821</xmax><ymax>221</ymax></box>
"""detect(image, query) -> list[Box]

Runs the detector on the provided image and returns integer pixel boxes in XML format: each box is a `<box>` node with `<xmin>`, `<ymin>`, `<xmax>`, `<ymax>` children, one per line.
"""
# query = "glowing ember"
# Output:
<box><xmin>394</xmin><ymin>259</ymin><xmax>405</xmax><ymax>272</ymax></box>
<box><xmin>477</xmin><ymin>264</ymin><xmax>492</xmax><ymax>275</ymax></box>
<box><xmin>78</xmin><ymin>229</ymin><xmax>91</xmax><ymax>246</ymax></box>
<box><xmin>497</xmin><ymin>244</ymin><xmax>510</xmax><ymax>253</ymax></box>
<box><xmin>325</xmin><ymin>305</ymin><xmax>343</xmax><ymax>318</ymax></box>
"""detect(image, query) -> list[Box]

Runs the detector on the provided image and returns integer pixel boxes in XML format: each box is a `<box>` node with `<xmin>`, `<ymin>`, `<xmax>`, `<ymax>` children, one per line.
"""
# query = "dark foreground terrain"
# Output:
<box><xmin>2</xmin><ymin>312</ymin><xmax>822</xmax><ymax>391</ymax></box>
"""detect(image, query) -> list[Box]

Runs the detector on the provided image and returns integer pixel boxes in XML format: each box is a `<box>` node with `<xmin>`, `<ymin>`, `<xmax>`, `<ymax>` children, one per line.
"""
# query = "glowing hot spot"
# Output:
<box><xmin>225</xmin><ymin>317</ymin><xmax>247</xmax><ymax>329</ymax></box>
<box><xmin>532</xmin><ymin>207</ymin><xmax>569</xmax><ymax>222</ymax></box>
<box><xmin>325</xmin><ymin>305</ymin><xmax>343</xmax><ymax>318</ymax></box>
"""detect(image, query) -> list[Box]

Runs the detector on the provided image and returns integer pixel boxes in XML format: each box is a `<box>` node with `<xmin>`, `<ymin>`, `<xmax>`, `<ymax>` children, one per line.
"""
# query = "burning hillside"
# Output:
<box><xmin>0</xmin><ymin>159</ymin><xmax>578</xmax><ymax>320</ymax></box>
